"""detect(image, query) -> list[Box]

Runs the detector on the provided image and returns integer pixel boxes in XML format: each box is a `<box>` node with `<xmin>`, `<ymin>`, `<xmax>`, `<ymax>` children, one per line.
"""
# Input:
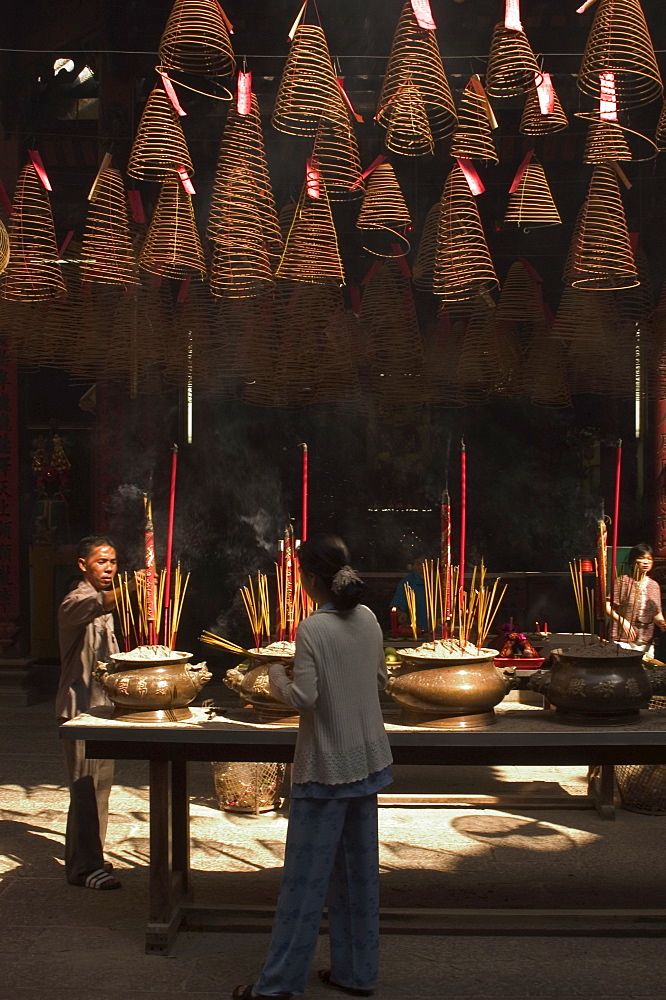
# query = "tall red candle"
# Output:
<box><xmin>441</xmin><ymin>488</ymin><xmax>452</xmax><ymax>636</ymax></box>
<box><xmin>144</xmin><ymin>495</ymin><xmax>156</xmax><ymax>645</ymax></box>
<box><xmin>609</xmin><ymin>439</ymin><xmax>622</xmax><ymax>619</ymax></box>
<box><xmin>459</xmin><ymin>440</ymin><xmax>467</xmax><ymax>606</ymax></box>
<box><xmin>163</xmin><ymin>444</ymin><xmax>178</xmax><ymax>644</ymax></box>
<box><xmin>390</xmin><ymin>606</ymin><xmax>399</xmax><ymax>639</ymax></box>
<box><xmin>300</xmin><ymin>443</ymin><xmax>308</xmax><ymax>542</ymax></box>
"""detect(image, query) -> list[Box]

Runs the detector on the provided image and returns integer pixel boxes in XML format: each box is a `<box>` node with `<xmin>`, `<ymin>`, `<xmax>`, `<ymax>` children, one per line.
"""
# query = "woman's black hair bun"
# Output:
<box><xmin>331</xmin><ymin>565</ymin><xmax>365</xmax><ymax>611</ymax></box>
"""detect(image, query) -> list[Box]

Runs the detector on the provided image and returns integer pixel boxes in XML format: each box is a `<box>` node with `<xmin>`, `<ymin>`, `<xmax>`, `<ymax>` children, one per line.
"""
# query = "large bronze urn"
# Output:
<box><xmin>224</xmin><ymin>651</ymin><xmax>297</xmax><ymax>723</ymax></box>
<box><xmin>94</xmin><ymin>647</ymin><xmax>211</xmax><ymax>722</ymax></box>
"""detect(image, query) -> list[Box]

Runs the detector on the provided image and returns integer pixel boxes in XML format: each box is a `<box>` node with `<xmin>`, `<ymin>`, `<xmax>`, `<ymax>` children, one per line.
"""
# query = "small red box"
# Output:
<box><xmin>494</xmin><ymin>656</ymin><xmax>545</xmax><ymax>671</ymax></box>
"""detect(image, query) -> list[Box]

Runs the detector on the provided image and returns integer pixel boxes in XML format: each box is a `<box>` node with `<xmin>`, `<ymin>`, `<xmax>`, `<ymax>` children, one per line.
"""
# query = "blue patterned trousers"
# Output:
<box><xmin>254</xmin><ymin>793</ymin><xmax>380</xmax><ymax>996</ymax></box>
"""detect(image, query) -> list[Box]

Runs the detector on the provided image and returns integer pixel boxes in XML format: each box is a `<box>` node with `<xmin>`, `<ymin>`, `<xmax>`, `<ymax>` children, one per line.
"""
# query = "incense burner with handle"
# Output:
<box><xmin>224</xmin><ymin>645</ymin><xmax>296</xmax><ymax>723</ymax></box>
<box><xmin>94</xmin><ymin>646</ymin><xmax>211</xmax><ymax>722</ymax></box>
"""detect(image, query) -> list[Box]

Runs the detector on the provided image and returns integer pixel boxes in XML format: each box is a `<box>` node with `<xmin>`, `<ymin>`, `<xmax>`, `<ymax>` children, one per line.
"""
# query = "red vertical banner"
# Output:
<box><xmin>0</xmin><ymin>339</ymin><xmax>21</xmax><ymax>648</ymax></box>
<box><xmin>654</xmin><ymin>383</ymin><xmax>666</xmax><ymax>557</ymax></box>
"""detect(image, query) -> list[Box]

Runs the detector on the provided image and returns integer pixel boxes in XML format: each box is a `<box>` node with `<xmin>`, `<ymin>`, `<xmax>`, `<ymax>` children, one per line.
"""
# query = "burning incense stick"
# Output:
<box><xmin>569</xmin><ymin>559</ymin><xmax>586</xmax><ymax>636</ymax></box>
<box><xmin>404</xmin><ymin>582</ymin><xmax>418</xmax><ymax>639</ymax></box>
<box><xmin>422</xmin><ymin>558</ymin><xmax>442</xmax><ymax>641</ymax></box>
<box><xmin>609</xmin><ymin>439</ymin><xmax>622</xmax><ymax>617</ymax></box>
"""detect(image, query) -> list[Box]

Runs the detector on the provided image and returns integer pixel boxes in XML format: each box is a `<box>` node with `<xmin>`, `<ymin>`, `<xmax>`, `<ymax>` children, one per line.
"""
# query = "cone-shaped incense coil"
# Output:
<box><xmin>456</xmin><ymin>302</ymin><xmax>510</xmax><ymax>397</ymax></box>
<box><xmin>356</xmin><ymin>163</ymin><xmax>411</xmax><ymax>231</ymax></box>
<box><xmin>377</xmin><ymin>2</ymin><xmax>457</xmax><ymax>141</ymax></box>
<box><xmin>208</xmin><ymin>94</ymin><xmax>281</xmax><ymax>257</ymax></box>
<box><xmin>81</xmin><ymin>168</ymin><xmax>140</xmax><ymax>286</ymax></box>
<box><xmin>657</xmin><ymin>99</ymin><xmax>666</xmax><ymax>150</ymax></box>
<box><xmin>577</xmin><ymin>0</ymin><xmax>662</xmax><ymax>110</ymax></box>
<box><xmin>276</xmin><ymin>174</ymin><xmax>344</xmax><ymax>285</ymax></box>
<box><xmin>504</xmin><ymin>161</ymin><xmax>561</xmax><ymax>227</ymax></box>
<box><xmin>127</xmin><ymin>86</ymin><xmax>194</xmax><ymax>182</ymax></box>
<box><xmin>424</xmin><ymin>307</ymin><xmax>467</xmax><ymax>405</ymax></box>
<box><xmin>553</xmin><ymin>286</ymin><xmax>621</xmax><ymax>347</ymax></box>
<box><xmin>384</xmin><ymin>81</ymin><xmax>434</xmax><ymax>156</ymax></box>
<box><xmin>272</xmin><ymin>25</ymin><xmax>348</xmax><ymax>137</ymax></box>
<box><xmin>520</xmin><ymin>83</ymin><xmax>568</xmax><ymax>135</ymax></box>
<box><xmin>0</xmin><ymin>220</ymin><xmax>8</xmax><ymax>275</ymax></box>
<box><xmin>1</xmin><ymin>164</ymin><xmax>65</xmax><ymax>302</ymax></box>
<box><xmin>210</xmin><ymin>168</ymin><xmax>275</xmax><ymax>299</ymax></box>
<box><xmin>584</xmin><ymin>119</ymin><xmax>631</xmax><ymax>162</ymax></box>
<box><xmin>312</xmin><ymin>118</ymin><xmax>364</xmax><ymax>201</ymax></box>
<box><xmin>139</xmin><ymin>179</ymin><xmax>206</xmax><ymax>279</ymax></box>
<box><xmin>158</xmin><ymin>0</ymin><xmax>235</xmax><ymax>76</ymax></box>
<box><xmin>523</xmin><ymin>322</ymin><xmax>571</xmax><ymax>406</ymax></box>
<box><xmin>433</xmin><ymin>166</ymin><xmax>498</xmax><ymax>304</ymax></box>
<box><xmin>567</xmin><ymin>165</ymin><xmax>638</xmax><ymax>290</ymax></box>
<box><xmin>486</xmin><ymin>23</ymin><xmax>541</xmax><ymax>99</ymax></box>
<box><xmin>496</xmin><ymin>261</ymin><xmax>544</xmax><ymax>322</ymax></box>
<box><xmin>450</xmin><ymin>81</ymin><xmax>498</xmax><ymax>163</ymax></box>
<box><xmin>413</xmin><ymin>203</ymin><xmax>440</xmax><ymax>290</ymax></box>
<box><xmin>315</xmin><ymin>303</ymin><xmax>363</xmax><ymax>407</ymax></box>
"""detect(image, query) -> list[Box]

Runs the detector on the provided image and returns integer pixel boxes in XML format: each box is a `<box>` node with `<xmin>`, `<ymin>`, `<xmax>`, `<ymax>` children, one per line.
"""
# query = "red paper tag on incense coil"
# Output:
<box><xmin>349</xmin><ymin>286</ymin><xmax>361</xmax><ymax>315</ymax></box>
<box><xmin>504</xmin><ymin>0</ymin><xmax>523</xmax><ymax>31</ymax></box>
<box><xmin>456</xmin><ymin>158</ymin><xmax>485</xmax><ymax>196</ymax></box>
<box><xmin>306</xmin><ymin>158</ymin><xmax>321</xmax><ymax>199</ymax></box>
<box><xmin>160</xmin><ymin>72</ymin><xmax>186</xmax><ymax>116</ymax></box>
<box><xmin>28</xmin><ymin>150</ymin><xmax>52</xmax><ymax>191</ymax></box>
<box><xmin>58</xmin><ymin>230</ymin><xmax>74</xmax><ymax>257</ymax></box>
<box><xmin>127</xmin><ymin>189</ymin><xmax>145</xmax><ymax>223</ymax></box>
<box><xmin>288</xmin><ymin>1</ymin><xmax>307</xmax><ymax>40</ymax></box>
<box><xmin>576</xmin><ymin>0</ymin><xmax>599</xmax><ymax>12</ymax></box>
<box><xmin>536</xmin><ymin>73</ymin><xmax>555</xmax><ymax>114</ymax></box>
<box><xmin>391</xmin><ymin>244</ymin><xmax>412</xmax><ymax>277</ymax></box>
<box><xmin>177</xmin><ymin>276</ymin><xmax>191</xmax><ymax>302</ymax></box>
<box><xmin>213</xmin><ymin>0</ymin><xmax>234</xmax><ymax>34</ymax></box>
<box><xmin>599</xmin><ymin>72</ymin><xmax>618</xmax><ymax>122</ymax></box>
<box><xmin>469</xmin><ymin>75</ymin><xmax>498</xmax><ymax>129</ymax></box>
<box><xmin>237</xmin><ymin>71</ymin><xmax>252</xmax><ymax>114</ymax></box>
<box><xmin>411</xmin><ymin>0</ymin><xmax>436</xmax><ymax>30</ymax></box>
<box><xmin>350</xmin><ymin>154</ymin><xmax>386</xmax><ymax>190</ymax></box>
<box><xmin>509</xmin><ymin>150</ymin><xmax>534</xmax><ymax>193</ymax></box>
<box><xmin>336</xmin><ymin>78</ymin><xmax>364</xmax><ymax>122</ymax></box>
<box><xmin>361</xmin><ymin>260</ymin><xmax>383</xmax><ymax>285</ymax></box>
<box><xmin>0</xmin><ymin>177</ymin><xmax>13</xmax><ymax>215</ymax></box>
<box><xmin>177</xmin><ymin>167</ymin><xmax>196</xmax><ymax>194</ymax></box>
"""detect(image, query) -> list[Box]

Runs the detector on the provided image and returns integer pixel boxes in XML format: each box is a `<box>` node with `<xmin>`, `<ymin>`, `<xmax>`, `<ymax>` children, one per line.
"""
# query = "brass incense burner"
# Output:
<box><xmin>94</xmin><ymin>646</ymin><xmax>211</xmax><ymax>722</ymax></box>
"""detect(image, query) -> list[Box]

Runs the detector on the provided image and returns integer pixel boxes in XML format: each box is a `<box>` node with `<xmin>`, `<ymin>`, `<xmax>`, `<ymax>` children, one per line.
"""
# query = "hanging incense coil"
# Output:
<box><xmin>315</xmin><ymin>302</ymin><xmax>363</xmax><ymax>407</ymax></box>
<box><xmin>450</xmin><ymin>80</ymin><xmax>498</xmax><ymax>163</ymax></box>
<box><xmin>657</xmin><ymin>99</ymin><xmax>666</xmax><ymax>150</ymax></box>
<box><xmin>272</xmin><ymin>25</ymin><xmax>348</xmax><ymax>137</ymax></box>
<box><xmin>210</xmin><ymin>168</ymin><xmax>275</xmax><ymax>299</ymax></box>
<box><xmin>433</xmin><ymin>165</ymin><xmax>498</xmax><ymax>304</ymax></box>
<box><xmin>139</xmin><ymin>179</ymin><xmax>206</xmax><ymax>280</ymax></box>
<box><xmin>496</xmin><ymin>261</ymin><xmax>545</xmax><ymax>322</ymax></box>
<box><xmin>158</xmin><ymin>0</ymin><xmax>235</xmax><ymax>77</ymax></box>
<box><xmin>384</xmin><ymin>81</ymin><xmax>434</xmax><ymax>156</ymax></box>
<box><xmin>412</xmin><ymin>203</ymin><xmax>440</xmax><ymax>291</ymax></box>
<box><xmin>127</xmin><ymin>86</ymin><xmax>194</xmax><ymax>183</ymax></box>
<box><xmin>566</xmin><ymin>164</ymin><xmax>638</xmax><ymax>290</ymax></box>
<box><xmin>279</xmin><ymin>200</ymin><xmax>298</xmax><ymax>241</ymax></box>
<box><xmin>520</xmin><ymin>82</ymin><xmax>568</xmax><ymax>135</ymax></box>
<box><xmin>577</xmin><ymin>0</ymin><xmax>662</xmax><ymax>111</ymax></box>
<box><xmin>312</xmin><ymin>118</ymin><xmax>364</xmax><ymax>201</ymax></box>
<box><xmin>423</xmin><ymin>307</ymin><xmax>466</xmax><ymax>406</ymax></box>
<box><xmin>504</xmin><ymin>160</ymin><xmax>561</xmax><ymax>227</ymax></box>
<box><xmin>1</xmin><ymin>164</ymin><xmax>66</xmax><ymax>302</ymax></box>
<box><xmin>81</xmin><ymin>168</ymin><xmax>140</xmax><ymax>286</ymax></box>
<box><xmin>0</xmin><ymin>220</ymin><xmax>8</xmax><ymax>275</ymax></box>
<box><xmin>276</xmin><ymin>174</ymin><xmax>344</xmax><ymax>285</ymax></box>
<box><xmin>356</xmin><ymin>163</ymin><xmax>411</xmax><ymax>248</ymax></box>
<box><xmin>377</xmin><ymin>2</ymin><xmax>457</xmax><ymax>142</ymax></box>
<box><xmin>523</xmin><ymin>322</ymin><xmax>571</xmax><ymax>407</ymax></box>
<box><xmin>485</xmin><ymin>22</ymin><xmax>541</xmax><ymax>99</ymax></box>
<box><xmin>584</xmin><ymin>118</ymin><xmax>633</xmax><ymax>162</ymax></box>
<box><xmin>208</xmin><ymin>94</ymin><xmax>282</xmax><ymax>258</ymax></box>
<box><xmin>456</xmin><ymin>302</ymin><xmax>510</xmax><ymax>399</ymax></box>
<box><xmin>552</xmin><ymin>286</ymin><xmax>613</xmax><ymax>343</ymax></box>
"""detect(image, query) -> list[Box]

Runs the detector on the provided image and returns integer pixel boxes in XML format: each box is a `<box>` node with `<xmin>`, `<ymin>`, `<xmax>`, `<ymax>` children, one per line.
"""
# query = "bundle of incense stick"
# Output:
<box><xmin>475</xmin><ymin>564</ymin><xmax>508</xmax><ymax>649</ymax></box>
<box><xmin>168</xmin><ymin>562</ymin><xmax>190</xmax><ymax>649</ymax></box>
<box><xmin>569</xmin><ymin>559</ymin><xmax>587</xmax><ymax>638</ymax></box>
<box><xmin>112</xmin><ymin>563</ymin><xmax>190</xmax><ymax>651</ymax></box>
<box><xmin>241</xmin><ymin>572</ymin><xmax>270</xmax><ymax>650</ymax></box>
<box><xmin>199</xmin><ymin>631</ymin><xmax>251</xmax><ymax>656</ymax></box>
<box><xmin>422</xmin><ymin>558</ymin><xmax>442</xmax><ymax>640</ymax></box>
<box><xmin>113</xmin><ymin>572</ymin><xmax>136</xmax><ymax>652</ymax></box>
<box><xmin>404</xmin><ymin>582</ymin><xmax>418</xmax><ymax>639</ymax></box>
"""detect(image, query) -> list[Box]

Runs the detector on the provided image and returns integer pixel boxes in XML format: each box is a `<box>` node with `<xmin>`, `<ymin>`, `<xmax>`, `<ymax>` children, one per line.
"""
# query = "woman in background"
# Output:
<box><xmin>233</xmin><ymin>534</ymin><xmax>393</xmax><ymax>1000</ymax></box>
<box><xmin>607</xmin><ymin>543</ymin><xmax>666</xmax><ymax>655</ymax></box>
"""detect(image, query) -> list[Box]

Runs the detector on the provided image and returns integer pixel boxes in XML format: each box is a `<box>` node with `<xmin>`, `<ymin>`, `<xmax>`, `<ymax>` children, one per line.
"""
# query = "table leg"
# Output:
<box><xmin>587</xmin><ymin>764</ymin><xmax>616</xmax><ymax>820</ymax></box>
<box><xmin>146</xmin><ymin>759</ymin><xmax>187</xmax><ymax>954</ymax></box>
<box><xmin>171</xmin><ymin>759</ymin><xmax>190</xmax><ymax>897</ymax></box>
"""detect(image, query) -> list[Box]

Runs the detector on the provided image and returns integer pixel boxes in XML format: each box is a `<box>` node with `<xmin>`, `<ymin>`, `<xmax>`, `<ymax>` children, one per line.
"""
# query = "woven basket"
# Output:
<box><xmin>212</xmin><ymin>761</ymin><xmax>285</xmax><ymax>814</ymax></box>
<box><xmin>615</xmin><ymin>695</ymin><xmax>666</xmax><ymax>814</ymax></box>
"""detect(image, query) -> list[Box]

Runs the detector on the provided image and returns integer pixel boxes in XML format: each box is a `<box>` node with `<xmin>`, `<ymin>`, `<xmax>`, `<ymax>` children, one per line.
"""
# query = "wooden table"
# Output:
<box><xmin>60</xmin><ymin>705</ymin><xmax>666</xmax><ymax>953</ymax></box>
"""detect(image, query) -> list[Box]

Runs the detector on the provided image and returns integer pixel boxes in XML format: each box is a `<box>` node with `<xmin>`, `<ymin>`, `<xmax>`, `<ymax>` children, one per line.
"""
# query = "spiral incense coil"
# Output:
<box><xmin>496</xmin><ymin>261</ymin><xmax>544</xmax><ymax>322</ymax></box>
<box><xmin>208</xmin><ymin>94</ymin><xmax>282</xmax><ymax>258</ymax></box>
<box><xmin>210</xmin><ymin>169</ymin><xmax>275</xmax><ymax>299</ymax></box>
<box><xmin>272</xmin><ymin>25</ymin><xmax>348</xmax><ymax>137</ymax></box>
<box><xmin>314</xmin><ymin>302</ymin><xmax>363</xmax><ymax>407</ymax></box>
<box><xmin>433</xmin><ymin>165</ymin><xmax>498</xmax><ymax>304</ymax></box>
<box><xmin>522</xmin><ymin>322</ymin><xmax>571</xmax><ymax>407</ymax></box>
<box><xmin>384</xmin><ymin>81</ymin><xmax>434</xmax><ymax>156</ymax></box>
<box><xmin>358</xmin><ymin>260</ymin><xmax>427</xmax><ymax>407</ymax></box>
<box><xmin>504</xmin><ymin>161</ymin><xmax>561</xmax><ymax>227</ymax></box>
<box><xmin>81</xmin><ymin>168</ymin><xmax>140</xmax><ymax>286</ymax></box>
<box><xmin>657</xmin><ymin>99</ymin><xmax>666</xmax><ymax>150</ymax></box>
<box><xmin>412</xmin><ymin>203</ymin><xmax>440</xmax><ymax>290</ymax></box>
<box><xmin>279</xmin><ymin>200</ymin><xmax>298</xmax><ymax>241</ymax></box>
<box><xmin>615</xmin><ymin>246</ymin><xmax>653</xmax><ymax>324</ymax></box>
<box><xmin>377</xmin><ymin>2</ymin><xmax>457</xmax><ymax>141</ymax></box>
<box><xmin>566</xmin><ymin>165</ymin><xmax>638</xmax><ymax>290</ymax></box>
<box><xmin>577</xmin><ymin>0</ymin><xmax>662</xmax><ymax>111</ymax></box>
<box><xmin>276</xmin><ymin>174</ymin><xmax>344</xmax><ymax>285</ymax></box>
<box><xmin>583</xmin><ymin>118</ymin><xmax>632</xmax><ymax>162</ymax></box>
<box><xmin>423</xmin><ymin>307</ymin><xmax>467</xmax><ymax>406</ymax></box>
<box><xmin>312</xmin><ymin>118</ymin><xmax>364</xmax><ymax>201</ymax></box>
<box><xmin>139</xmin><ymin>179</ymin><xmax>206</xmax><ymax>280</ymax></box>
<box><xmin>456</xmin><ymin>302</ymin><xmax>512</xmax><ymax>399</ymax></box>
<box><xmin>158</xmin><ymin>0</ymin><xmax>235</xmax><ymax>77</ymax></box>
<box><xmin>165</xmin><ymin>279</ymin><xmax>218</xmax><ymax>390</ymax></box>
<box><xmin>1</xmin><ymin>164</ymin><xmax>66</xmax><ymax>302</ymax></box>
<box><xmin>485</xmin><ymin>23</ymin><xmax>542</xmax><ymax>99</ymax></box>
<box><xmin>0</xmin><ymin>220</ymin><xmax>9</xmax><ymax>275</ymax></box>
<box><xmin>127</xmin><ymin>86</ymin><xmax>194</xmax><ymax>182</ymax></box>
<box><xmin>356</xmin><ymin>163</ymin><xmax>411</xmax><ymax>235</ymax></box>
<box><xmin>520</xmin><ymin>83</ymin><xmax>568</xmax><ymax>135</ymax></box>
<box><xmin>450</xmin><ymin>80</ymin><xmax>498</xmax><ymax>163</ymax></box>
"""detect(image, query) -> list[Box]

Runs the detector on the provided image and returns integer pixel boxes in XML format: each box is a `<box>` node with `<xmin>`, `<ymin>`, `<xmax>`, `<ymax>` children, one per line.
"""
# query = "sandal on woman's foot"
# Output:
<box><xmin>80</xmin><ymin>868</ymin><xmax>121</xmax><ymax>890</ymax></box>
<box><xmin>318</xmin><ymin>970</ymin><xmax>373</xmax><ymax>997</ymax></box>
<box><xmin>232</xmin><ymin>986</ymin><xmax>292</xmax><ymax>1000</ymax></box>
<box><xmin>103</xmin><ymin>860</ymin><xmax>114</xmax><ymax>872</ymax></box>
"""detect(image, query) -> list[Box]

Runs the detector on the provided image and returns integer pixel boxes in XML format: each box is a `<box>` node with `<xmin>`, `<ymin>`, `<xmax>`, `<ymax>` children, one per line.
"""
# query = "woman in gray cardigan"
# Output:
<box><xmin>233</xmin><ymin>536</ymin><xmax>393</xmax><ymax>1000</ymax></box>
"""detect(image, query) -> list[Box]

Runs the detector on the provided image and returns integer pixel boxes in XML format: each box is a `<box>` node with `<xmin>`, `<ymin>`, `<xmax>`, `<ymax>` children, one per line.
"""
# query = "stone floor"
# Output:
<box><xmin>2</xmin><ymin>684</ymin><xmax>666</xmax><ymax>999</ymax></box>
